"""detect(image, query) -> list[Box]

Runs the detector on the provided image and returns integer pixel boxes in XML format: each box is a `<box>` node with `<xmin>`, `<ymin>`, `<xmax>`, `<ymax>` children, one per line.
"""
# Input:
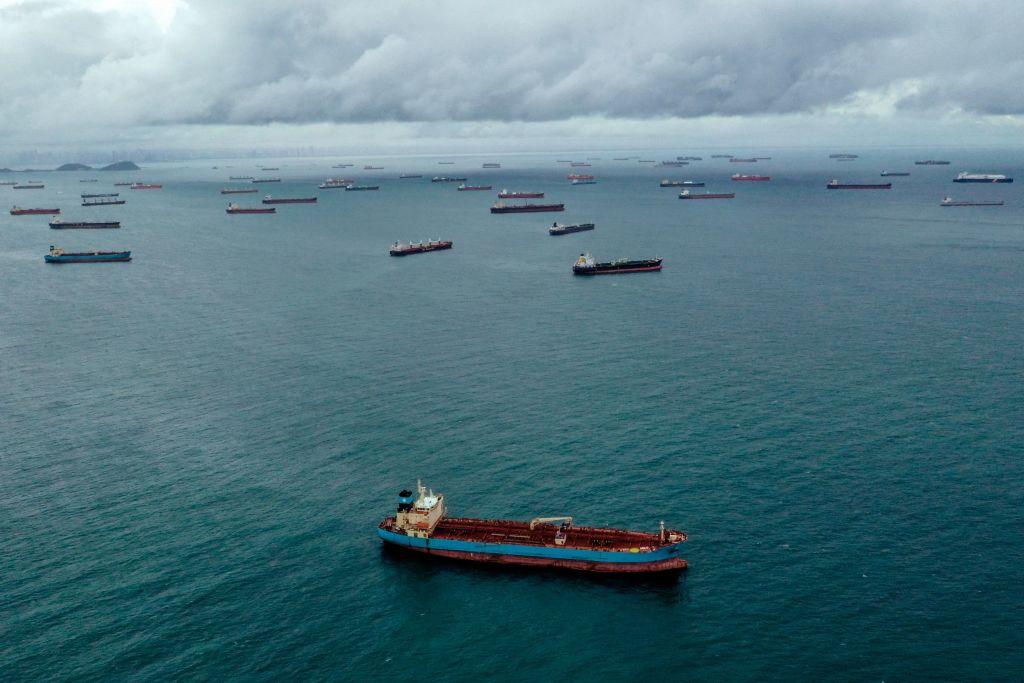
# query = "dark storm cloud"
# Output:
<box><xmin>1</xmin><ymin>0</ymin><xmax>1023</xmax><ymax>133</ymax></box>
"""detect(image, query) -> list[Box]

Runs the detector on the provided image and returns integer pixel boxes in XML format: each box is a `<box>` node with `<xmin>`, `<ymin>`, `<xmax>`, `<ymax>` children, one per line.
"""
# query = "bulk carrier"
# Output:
<box><xmin>378</xmin><ymin>482</ymin><xmax>687</xmax><ymax>573</ymax></box>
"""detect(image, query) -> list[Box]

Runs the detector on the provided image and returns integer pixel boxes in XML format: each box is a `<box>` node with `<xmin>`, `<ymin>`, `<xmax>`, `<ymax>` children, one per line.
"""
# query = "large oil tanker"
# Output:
<box><xmin>378</xmin><ymin>482</ymin><xmax>687</xmax><ymax>573</ymax></box>
<box><xmin>491</xmin><ymin>201</ymin><xmax>563</xmax><ymax>213</ymax></box>
<box><xmin>45</xmin><ymin>246</ymin><xmax>130</xmax><ymax>263</ymax></box>
<box><xmin>953</xmin><ymin>172</ymin><xmax>1013</xmax><ymax>183</ymax></box>
<box><xmin>10</xmin><ymin>206</ymin><xmax>60</xmax><ymax>215</ymax></box>
<box><xmin>827</xmin><ymin>179</ymin><xmax>891</xmax><ymax>190</ymax></box>
<box><xmin>573</xmin><ymin>253</ymin><xmax>662</xmax><ymax>275</ymax></box>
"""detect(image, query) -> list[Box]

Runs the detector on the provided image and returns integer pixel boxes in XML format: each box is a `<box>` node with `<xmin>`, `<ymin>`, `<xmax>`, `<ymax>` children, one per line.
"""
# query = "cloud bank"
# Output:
<box><xmin>1</xmin><ymin>0</ymin><xmax>1023</xmax><ymax>147</ymax></box>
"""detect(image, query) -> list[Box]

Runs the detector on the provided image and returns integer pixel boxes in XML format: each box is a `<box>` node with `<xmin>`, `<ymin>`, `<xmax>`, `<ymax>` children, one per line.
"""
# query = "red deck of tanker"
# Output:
<box><xmin>382</xmin><ymin>516</ymin><xmax>676</xmax><ymax>551</ymax></box>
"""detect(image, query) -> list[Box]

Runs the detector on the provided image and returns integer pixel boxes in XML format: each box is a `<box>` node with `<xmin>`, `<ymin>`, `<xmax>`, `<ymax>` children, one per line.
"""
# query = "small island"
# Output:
<box><xmin>1</xmin><ymin>160</ymin><xmax>141</xmax><ymax>173</ymax></box>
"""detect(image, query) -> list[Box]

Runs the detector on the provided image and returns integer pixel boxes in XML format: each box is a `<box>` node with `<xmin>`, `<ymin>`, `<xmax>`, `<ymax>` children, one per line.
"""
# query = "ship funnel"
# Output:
<box><xmin>397</xmin><ymin>489</ymin><xmax>414</xmax><ymax>512</ymax></box>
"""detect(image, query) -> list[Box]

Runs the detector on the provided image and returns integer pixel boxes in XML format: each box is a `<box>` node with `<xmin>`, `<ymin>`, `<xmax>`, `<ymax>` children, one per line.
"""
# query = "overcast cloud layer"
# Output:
<box><xmin>1</xmin><ymin>0</ymin><xmax>1023</xmax><ymax>150</ymax></box>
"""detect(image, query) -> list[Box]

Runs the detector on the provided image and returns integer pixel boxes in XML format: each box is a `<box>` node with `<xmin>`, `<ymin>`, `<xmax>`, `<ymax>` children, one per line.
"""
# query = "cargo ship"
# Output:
<box><xmin>399</xmin><ymin>174</ymin><xmax>423</xmax><ymax>179</ymax></box>
<box><xmin>130</xmin><ymin>183</ymin><xmax>161</xmax><ymax>190</ymax></box>
<box><xmin>13</xmin><ymin>183</ymin><xmax>44</xmax><ymax>189</ymax></box>
<box><xmin>880</xmin><ymin>172</ymin><xmax>910</xmax><ymax>177</ymax></box>
<box><xmin>915</xmin><ymin>160</ymin><xmax>950</xmax><ymax>165</ymax></box>
<box><xmin>499</xmin><ymin>189</ymin><xmax>544</xmax><ymax>198</ymax></box>
<box><xmin>364</xmin><ymin>166</ymin><xmax>384</xmax><ymax>170</ymax></box>
<box><xmin>940</xmin><ymin>197</ymin><xmax>1004</xmax><ymax>207</ymax></box>
<box><xmin>548</xmin><ymin>222</ymin><xmax>594</xmax><ymax>235</ymax></box>
<box><xmin>221</xmin><ymin>187</ymin><xmax>258</xmax><ymax>194</ymax></box>
<box><xmin>389</xmin><ymin>240</ymin><xmax>453</xmax><ymax>256</ymax></box>
<box><xmin>829</xmin><ymin>153</ymin><xmax>859</xmax><ymax>159</ymax></box>
<box><xmin>729</xmin><ymin>158</ymin><xmax>758</xmax><ymax>163</ymax></box>
<box><xmin>953</xmin><ymin>172</ymin><xmax>1013</xmax><ymax>183</ymax></box>
<box><xmin>570</xmin><ymin>162</ymin><xmax>591</xmax><ymax>167</ymax></box>
<box><xmin>431</xmin><ymin>176</ymin><xmax>467</xmax><ymax>183</ymax></box>
<box><xmin>711</xmin><ymin>154</ymin><xmax>734</xmax><ymax>158</ymax></box>
<box><xmin>566</xmin><ymin>174</ymin><xmax>594</xmax><ymax>181</ymax></box>
<box><xmin>0</xmin><ymin>180</ymin><xmax>16</xmax><ymax>186</ymax></box>
<box><xmin>226</xmin><ymin>203</ymin><xmax>275</xmax><ymax>214</ymax></box>
<box><xmin>573</xmin><ymin>253</ymin><xmax>662</xmax><ymax>275</ymax></box>
<box><xmin>83</xmin><ymin>197</ymin><xmax>126</xmax><ymax>206</ymax></box>
<box><xmin>679</xmin><ymin>190</ymin><xmax>734</xmax><ymax>199</ymax></box>
<box><xmin>80</xmin><ymin>179</ymin><xmax>98</xmax><ymax>183</ymax></box>
<box><xmin>677</xmin><ymin>156</ymin><xmax>703</xmax><ymax>161</ymax></box>
<box><xmin>660</xmin><ymin>180</ymin><xmax>704</xmax><ymax>187</ymax></box>
<box><xmin>482</xmin><ymin>163</ymin><xmax>501</xmax><ymax>168</ymax></box>
<box><xmin>731</xmin><ymin>174</ymin><xmax>770</xmax><ymax>181</ymax></box>
<box><xmin>571</xmin><ymin>178</ymin><xmax>597</xmax><ymax>185</ymax></box>
<box><xmin>378</xmin><ymin>482</ymin><xmax>687</xmax><ymax>573</ymax></box>
<box><xmin>333</xmin><ymin>164</ymin><xmax>354</xmax><ymax>169</ymax></box>
<box><xmin>345</xmin><ymin>185</ymin><xmax>379</xmax><ymax>191</ymax></box>
<box><xmin>45</xmin><ymin>246</ymin><xmax>130</xmax><ymax>263</ymax></box>
<box><xmin>10</xmin><ymin>206</ymin><xmax>60</xmax><ymax>215</ymax></box>
<box><xmin>259</xmin><ymin>167</ymin><xmax>280</xmax><ymax>171</ymax></box>
<box><xmin>229</xmin><ymin>175</ymin><xmax>255</xmax><ymax>180</ymax></box>
<box><xmin>251</xmin><ymin>178</ymin><xmax>281</xmax><ymax>183</ymax></box>
<box><xmin>81</xmin><ymin>192</ymin><xmax>120</xmax><ymax>198</ymax></box>
<box><xmin>114</xmin><ymin>182</ymin><xmax>134</xmax><ymax>186</ymax></box>
<box><xmin>49</xmin><ymin>219</ymin><xmax>120</xmax><ymax>229</ymax></box>
<box><xmin>457</xmin><ymin>184</ymin><xmax>492</xmax><ymax>191</ymax></box>
<box><xmin>659</xmin><ymin>161</ymin><xmax>687</xmax><ymax>166</ymax></box>
<box><xmin>319</xmin><ymin>178</ymin><xmax>354</xmax><ymax>189</ymax></box>
<box><xmin>491</xmin><ymin>201</ymin><xmax>564</xmax><ymax>214</ymax></box>
<box><xmin>826</xmin><ymin>179</ymin><xmax>891</xmax><ymax>190</ymax></box>
<box><xmin>262</xmin><ymin>196</ymin><xmax>317</xmax><ymax>204</ymax></box>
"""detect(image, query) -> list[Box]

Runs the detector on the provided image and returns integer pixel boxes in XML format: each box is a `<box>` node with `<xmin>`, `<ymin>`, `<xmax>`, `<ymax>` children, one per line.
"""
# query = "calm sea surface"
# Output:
<box><xmin>2</xmin><ymin>150</ymin><xmax>1023</xmax><ymax>680</ymax></box>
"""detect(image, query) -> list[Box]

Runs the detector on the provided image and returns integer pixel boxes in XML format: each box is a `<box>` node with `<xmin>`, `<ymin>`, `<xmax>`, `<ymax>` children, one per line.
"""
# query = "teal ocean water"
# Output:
<box><xmin>2</xmin><ymin>150</ymin><xmax>1022</xmax><ymax>680</ymax></box>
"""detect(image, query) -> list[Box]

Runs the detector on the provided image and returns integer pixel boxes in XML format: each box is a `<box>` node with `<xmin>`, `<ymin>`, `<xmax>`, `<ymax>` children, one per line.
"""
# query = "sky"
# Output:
<box><xmin>1</xmin><ymin>0</ymin><xmax>1023</xmax><ymax>160</ymax></box>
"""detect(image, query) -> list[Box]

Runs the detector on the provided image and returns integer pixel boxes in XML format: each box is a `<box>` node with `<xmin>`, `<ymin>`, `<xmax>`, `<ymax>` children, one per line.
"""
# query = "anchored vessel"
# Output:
<box><xmin>432</xmin><ymin>176</ymin><xmax>467</xmax><ymax>183</ymax></box>
<box><xmin>659</xmin><ymin>161</ymin><xmax>687</xmax><ymax>167</ymax></box>
<box><xmin>378</xmin><ymin>482</ymin><xmax>687</xmax><ymax>573</ymax></box>
<box><xmin>45</xmin><ymin>245</ymin><xmax>130</xmax><ymax>263</ymax></box>
<box><xmin>679</xmin><ymin>190</ymin><xmax>734</xmax><ymax>199</ymax></box>
<box><xmin>82</xmin><ymin>192</ymin><xmax>120</xmax><ymax>198</ymax></box>
<box><xmin>491</xmin><ymin>201</ymin><xmax>564</xmax><ymax>214</ymax></box>
<box><xmin>251</xmin><ymin>178</ymin><xmax>281</xmax><ymax>183</ymax></box>
<box><xmin>50</xmin><ymin>219</ymin><xmax>120</xmax><ymax>229</ymax></box>
<box><xmin>83</xmin><ymin>196</ymin><xmax>126</xmax><ymax>206</ymax></box>
<box><xmin>941</xmin><ymin>197</ymin><xmax>1004</xmax><ymax>207</ymax></box>
<box><xmin>229</xmin><ymin>175</ymin><xmax>255</xmax><ymax>180</ymax></box>
<box><xmin>226</xmin><ymin>203</ymin><xmax>275</xmax><ymax>214</ymax></box>
<box><xmin>730</xmin><ymin>158</ymin><xmax>758</xmax><ymax>163</ymax></box>
<box><xmin>221</xmin><ymin>187</ymin><xmax>258</xmax><ymax>194</ymax></box>
<box><xmin>389</xmin><ymin>240</ymin><xmax>453</xmax><ymax>256</ymax></box>
<box><xmin>731</xmin><ymin>173</ymin><xmax>770</xmax><ymax>181</ymax></box>
<box><xmin>262</xmin><ymin>195</ymin><xmax>317</xmax><ymax>204</ymax></box>
<box><xmin>482</xmin><ymin>163</ymin><xmax>501</xmax><ymax>168</ymax></box>
<box><xmin>827</xmin><ymin>179</ymin><xmax>891</xmax><ymax>190</ymax></box>
<box><xmin>13</xmin><ymin>183</ymin><xmax>45</xmax><ymax>189</ymax></box>
<box><xmin>573</xmin><ymin>253</ymin><xmax>662</xmax><ymax>275</ymax></box>
<box><xmin>11</xmin><ymin>206</ymin><xmax>60</xmax><ymax>215</ymax></box>
<box><xmin>953</xmin><ymin>172</ymin><xmax>1013</xmax><ymax>183</ymax></box>
<box><xmin>915</xmin><ymin>160</ymin><xmax>950</xmax><ymax>165</ymax></box>
<box><xmin>345</xmin><ymin>185</ymin><xmax>379</xmax><ymax>191</ymax></box>
<box><xmin>498</xmin><ymin>189</ymin><xmax>544</xmax><ymax>198</ymax></box>
<box><xmin>566</xmin><ymin>174</ymin><xmax>594</xmax><ymax>181</ymax></box>
<box><xmin>319</xmin><ymin>178</ymin><xmax>354</xmax><ymax>189</ymax></box>
<box><xmin>457</xmin><ymin>184</ymin><xmax>492</xmax><ymax>191</ymax></box>
<box><xmin>571</xmin><ymin>178</ymin><xmax>597</xmax><ymax>185</ymax></box>
<box><xmin>130</xmin><ymin>183</ymin><xmax>161</xmax><ymax>189</ymax></box>
<box><xmin>660</xmin><ymin>180</ymin><xmax>704</xmax><ymax>187</ymax></box>
<box><xmin>549</xmin><ymin>222</ymin><xmax>594</xmax><ymax>235</ymax></box>
<box><xmin>830</xmin><ymin>153</ymin><xmax>859</xmax><ymax>159</ymax></box>
<box><xmin>399</xmin><ymin>174</ymin><xmax>423</xmax><ymax>179</ymax></box>
<box><xmin>880</xmin><ymin>172</ymin><xmax>910</xmax><ymax>177</ymax></box>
